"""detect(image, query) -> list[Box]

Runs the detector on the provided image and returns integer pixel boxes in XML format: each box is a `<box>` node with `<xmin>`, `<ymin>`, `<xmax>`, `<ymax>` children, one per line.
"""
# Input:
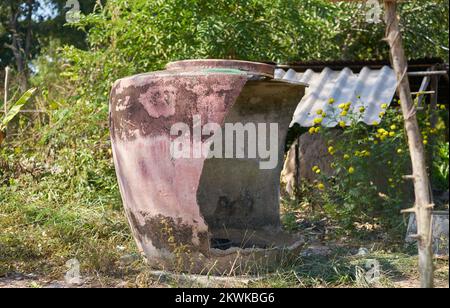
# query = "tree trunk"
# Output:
<box><xmin>384</xmin><ymin>0</ymin><xmax>434</xmax><ymax>288</ymax></box>
<box><xmin>25</xmin><ymin>1</ymin><xmax>35</xmax><ymax>61</ymax></box>
<box><xmin>5</xmin><ymin>1</ymin><xmax>31</xmax><ymax>91</ymax></box>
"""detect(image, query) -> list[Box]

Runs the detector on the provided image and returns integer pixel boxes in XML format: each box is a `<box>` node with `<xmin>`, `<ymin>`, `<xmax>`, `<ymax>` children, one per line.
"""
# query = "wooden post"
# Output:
<box><xmin>429</xmin><ymin>76</ymin><xmax>439</xmax><ymax>129</ymax></box>
<box><xmin>1</xmin><ymin>67</ymin><xmax>9</xmax><ymax>145</ymax></box>
<box><xmin>427</xmin><ymin>75</ymin><xmax>439</xmax><ymax>175</ymax></box>
<box><xmin>384</xmin><ymin>1</ymin><xmax>434</xmax><ymax>288</ymax></box>
<box><xmin>294</xmin><ymin>137</ymin><xmax>301</xmax><ymax>201</ymax></box>
<box><xmin>3</xmin><ymin>66</ymin><xmax>9</xmax><ymax>117</ymax></box>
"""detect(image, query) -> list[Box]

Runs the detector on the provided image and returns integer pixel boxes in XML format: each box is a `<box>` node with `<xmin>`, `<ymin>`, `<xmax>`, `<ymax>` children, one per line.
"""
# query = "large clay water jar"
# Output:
<box><xmin>109</xmin><ymin>60</ymin><xmax>307</xmax><ymax>274</ymax></box>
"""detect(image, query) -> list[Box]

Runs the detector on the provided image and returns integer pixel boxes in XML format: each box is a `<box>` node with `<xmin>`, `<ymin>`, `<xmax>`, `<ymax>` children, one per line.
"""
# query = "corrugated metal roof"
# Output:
<box><xmin>274</xmin><ymin>66</ymin><xmax>398</xmax><ymax>127</ymax></box>
<box><xmin>278</xmin><ymin>57</ymin><xmax>445</xmax><ymax>71</ymax></box>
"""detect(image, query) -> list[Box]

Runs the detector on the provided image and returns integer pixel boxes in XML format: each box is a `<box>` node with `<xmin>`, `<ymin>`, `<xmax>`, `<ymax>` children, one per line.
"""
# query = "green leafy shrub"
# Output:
<box><xmin>302</xmin><ymin>98</ymin><xmax>448</xmax><ymax>237</ymax></box>
<box><xmin>0</xmin><ymin>88</ymin><xmax>36</xmax><ymax>142</ymax></box>
<box><xmin>433</xmin><ymin>141</ymin><xmax>449</xmax><ymax>190</ymax></box>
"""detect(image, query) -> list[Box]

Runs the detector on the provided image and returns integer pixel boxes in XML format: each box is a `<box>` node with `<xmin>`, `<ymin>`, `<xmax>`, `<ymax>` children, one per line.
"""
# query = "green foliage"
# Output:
<box><xmin>400</xmin><ymin>0</ymin><xmax>450</xmax><ymax>61</ymax></box>
<box><xmin>303</xmin><ymin>98</ymin><xmax>448</xmax><ymax>236</ymax></box>
<box><xmin>432</xmin><ymin>141</ymin><xmax>449</xmax><ymax>191</ymax></box>
<box><xmin>0</xmin><ymin>92</ymin><xmax>133</xmax><ymax>276</ymax></box>
<box><xmin>0</xmin><ymin>88</ymin><xmax>36</xmax><ymax>132</ymax></box>
<box><xmin>317</xmin><ymin>103</ymin><xmax>409</xmax><ymax>233</ymax></box>
<box><xmin>59</xmin><ymin>0</ymin><xmax>449</xmax><ymax>107</ymax></box>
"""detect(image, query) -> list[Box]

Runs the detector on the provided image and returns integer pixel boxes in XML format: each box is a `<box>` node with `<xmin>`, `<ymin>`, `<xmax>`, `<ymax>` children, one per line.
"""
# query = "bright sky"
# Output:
<box><xmin>35</xmin><ymin>0</ymin><xmax>58</xmax><ymax>20</ymax></box>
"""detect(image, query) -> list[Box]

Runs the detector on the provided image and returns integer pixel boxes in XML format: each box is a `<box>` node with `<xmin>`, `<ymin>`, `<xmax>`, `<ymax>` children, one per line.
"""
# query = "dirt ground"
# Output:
<box><xmin>1</xmin><ymin>243</ymin><xmax>448</xmax><ymax>289</ymax></box>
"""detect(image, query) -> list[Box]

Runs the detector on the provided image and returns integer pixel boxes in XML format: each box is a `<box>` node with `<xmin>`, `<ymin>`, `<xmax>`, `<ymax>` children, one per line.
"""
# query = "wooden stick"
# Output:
<box><xmin>294</xmin><ymin>137</ymin><xmax>301</xmax><ymax>201</ymax></box>
<box><xmin>427</xmin><ymin>75</ymin><xmax>439</xmax><ymax>179</ymax></box>
<box><xmin>411</xmin><ymin>91</ymin><xmax>435</xmax><ymax>95</ymax></box>
<box><xmin>384</xmin><ymin>0</ymin><xmax>434</xmax><ymax>288</ymax></box>
<box><xmin>0</xmin><ymin>110</ymin><xmax>47</xmax><ymax>114</ymax></box>
<box><xmin>429</xmin><ymin>77</ymin><xmax>439</xmax><ymax>129</ymax></box>
<box><xmin>408</xmin><ymin>71</ymin><xmax>447</xmax><ymax>77</ymax></box>
<box><xmin>416</xmin><ymin>68</ymin><xmax>432</xmax><ymax>108</ymax></box>
<box><xmin>3</xmin><ymin>66</ymin><xmax>9</xmax><ymax>117</ymax></box>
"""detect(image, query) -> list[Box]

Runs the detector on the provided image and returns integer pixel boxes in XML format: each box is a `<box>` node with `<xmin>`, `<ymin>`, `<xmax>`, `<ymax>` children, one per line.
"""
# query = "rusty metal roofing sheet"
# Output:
<box><xmin>274</xmin><ymin>66</ymin><xmax>398</xmax><ymax>127</ymax></box>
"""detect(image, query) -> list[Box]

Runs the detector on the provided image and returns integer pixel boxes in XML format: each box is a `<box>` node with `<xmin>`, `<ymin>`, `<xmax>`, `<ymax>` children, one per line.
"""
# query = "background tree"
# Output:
<box><xmin>0</xmin><ymin>0</ymin><xmax>99</xmax><ymax>90</ymax></box>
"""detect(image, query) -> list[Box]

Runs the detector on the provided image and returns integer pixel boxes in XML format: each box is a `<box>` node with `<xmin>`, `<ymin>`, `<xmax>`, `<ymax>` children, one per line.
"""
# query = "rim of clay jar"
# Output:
<box><xmin>165</xmin><ymin>59</ymin><xmax>275</xmax><ymax>78</ymax></box>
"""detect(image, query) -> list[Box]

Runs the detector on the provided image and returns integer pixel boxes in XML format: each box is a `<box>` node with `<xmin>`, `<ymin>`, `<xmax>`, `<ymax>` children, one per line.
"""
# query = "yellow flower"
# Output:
<box><xmin>309</xmin><ymin>127</ymin><xmax>316</xmax><ymax>135</ymax></box>
<box><xmin>390</xmin><ymin>124</ymin><xmax>397</xmax><ymax>130</ymax></box>
<box><xmin>312</xmin><ymin>166</ymin><xmax>319</xmax><ymax>172</ymax></box>
<box><xmin>381</xmin><ymin>103</ymin><xmax>388</xmax><ymax>109</ymax></box>
<box><xmin>315</xmin><ymin>127</ymin><xmax>321</xmax><ymax>133</ymax></box>
<box><xmin>373</xmin><ymin>121</ymin><xmax>379</xmax><ymax>126</ymax></box>
<box><xmin>379</xmin><ymin>111</ymin><xmax>385</xmax><ymax>117</ymax></box>
<box><xmin>423</xmin><ymin>140</ymin><xmax>428</xmax><ymax>145</ymax></box>
<box><xmin>388</xmin><ymin>178</ymin><xmax>393</xmax><ymax>183</ymax></box>
<box><xmin>389</xmin><ymin>131</ymin><xmax>395</xmax><ymax>137</ymax></box>
<box><xmin>316</xmin><ymin>169</ymin><xmax>321</xmax><ymax>174</ymax></box>
<box><xmin>313</xmin><ymin>117</ymin><xmax>323</xmax><ymax>125</ymax></box>
<box><xmin>348</xmin><ymin>167</ymin><xmax>355</xmax><ymax>174</ymax></box>
<box><xmin>362</xmin><ymin>150</ymin><xmax>370</xmax><ymax>157</ymax></box>
<box><xmin>316</xmin><ymin>109</ymin><xmax>323</xmax><ymax>115</ymax></box>
<box><xmin>338</xmin><ymin>103</ymin><xmax>346</xmax><ymax>109</ymax></box>
<box><xmin>339</xmin><ymin>121</ymin><xmax>346</xmax><ymax>128</ymax></box>
<box><xmin>328</xmin><ymin>98</ymin><xmax>335</xmax><ymax>104</ymax></box>
<box><xmin>439</xmin><ymin>104</ymin><xmax>446</xmax><ymax>110</ymax></box>
<box><xmin>328</xmin><ymin>146</ymin><xmax>335</xmax><ymax>155</ymax></box>
<box><xmin>317</xmin><ymin>183</ymin><xmax>325</xmax><ymax>190</ymax></box>
<box><xmin>397</xmin><ymin>149</ymin><xmax>403</xmax><ymax>154</ymax></box>
<box><xmin>344</xmin><ymin>154</ymin><xmax>350</xmax><ymax>160</ymax></box>
<box><xmin>340</xmin><ymin>110</ymin><xmax>348</xmax><ymax>117</ymax></box>
<box><xmin>359</xmin><ymin>107</ymin><xmax>365</xmax><ymax>113</ymax></box>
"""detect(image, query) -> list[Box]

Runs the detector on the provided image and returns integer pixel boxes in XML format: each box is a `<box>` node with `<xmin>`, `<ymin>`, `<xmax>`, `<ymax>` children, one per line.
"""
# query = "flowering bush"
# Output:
<box><xmin>302</xmin><ymin>98</ymin><xmax>448</xmax><ymax>236</ymax></box>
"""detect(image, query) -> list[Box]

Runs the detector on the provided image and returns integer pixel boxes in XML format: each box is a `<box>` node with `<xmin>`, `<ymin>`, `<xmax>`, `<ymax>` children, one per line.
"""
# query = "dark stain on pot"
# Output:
<box><xmin>129</xmin><ymin>211</ymin><xmax>210</xmax><ymax>256</ymax></box>
<box><xmin>213</xmin><ymin>190</ymin><xmax>254</xmax><ymax>226</ymax></box>
<box><xmin>138</xmin><ymin>159</ymin><xmax>149</xmax><ymax>177</ymax></box>
<box><xmin>110</xmin><ymin>75</ymin><xmax>248</xmax><ymax>142</ymax></box>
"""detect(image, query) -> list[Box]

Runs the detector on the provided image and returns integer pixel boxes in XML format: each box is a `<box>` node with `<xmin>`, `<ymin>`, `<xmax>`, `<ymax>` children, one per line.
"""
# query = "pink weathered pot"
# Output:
<box><xmin>109</xmin><ymin>60</ymin><xmax>307</xmax><ymax>274</ymax></box>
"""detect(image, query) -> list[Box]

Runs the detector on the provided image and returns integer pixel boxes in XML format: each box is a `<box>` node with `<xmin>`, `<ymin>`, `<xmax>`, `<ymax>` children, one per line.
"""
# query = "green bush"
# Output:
<box><xmin>300</xmin><ymin>98</ymin><xmax>448</xmax><ymax>237</ymax></box>
<box><xmin>433</xmin><ymin>141</ymin><xmax>449</xmax><ymax>191</ymax></box>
